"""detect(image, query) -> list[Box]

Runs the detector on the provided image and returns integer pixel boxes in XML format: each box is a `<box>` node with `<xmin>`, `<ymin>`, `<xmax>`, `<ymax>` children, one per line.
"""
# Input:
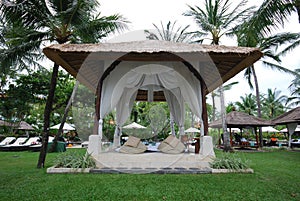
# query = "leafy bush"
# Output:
<box><xmin>54</xmin><ymin>151</ymin><xmax>96</xmax><ymax>169</ymax></box>
<box><xmin>210</xmin><ymin>153</ymin><xmax>250</xmax><ymax>170</ymax></box>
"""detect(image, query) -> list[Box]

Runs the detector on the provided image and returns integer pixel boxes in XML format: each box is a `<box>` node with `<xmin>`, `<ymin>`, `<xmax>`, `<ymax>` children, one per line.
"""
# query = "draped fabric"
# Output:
<box><xmin>99</xmin><ymin>61</ymin><xmax>204</xmax><ymax>140</ymax></box>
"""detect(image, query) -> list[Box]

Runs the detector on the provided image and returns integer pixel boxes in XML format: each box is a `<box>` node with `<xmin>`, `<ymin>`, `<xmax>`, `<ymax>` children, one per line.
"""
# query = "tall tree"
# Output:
<box><xmin>184</xmin><ymin>0</ymin><xmax>254</xmax><ymax>152</ymax></box>
<box><xmin>261</xmin><ymin>88</ymin><xmax>287</xmax><ymax>119</ymax></box>
<box><xmin>287</xmin><ymin>68</ymin><xmax>300</xmax><ymax>107</ymax></box>
<box><xmin>235</xmin><ymin>94</ymin><xmax>257</xmax><ymax>115</ymax></box>
<box><xmin>232</xmin><ymin>0</ymin><xmax>300</xmax><ymax>147</ymax></box>
<box><xmin>0</xmin><ymin>0</ymin><xmax>128</xmax><ymax>168</ymax></box>
<box><xmin>144</xmin><ymin>21</ymin><xmax>192</xmax><ymax>42</ymax></box>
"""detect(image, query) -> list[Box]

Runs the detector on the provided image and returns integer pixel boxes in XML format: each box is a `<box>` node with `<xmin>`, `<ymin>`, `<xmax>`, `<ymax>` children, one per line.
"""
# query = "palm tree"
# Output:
<box><xmin>235</xmin><ymin>94</ymin><xmax>257</xmax><ymax>115</ymax></box>
<box><xmin>287</xmin><ymin>68</ymin><xmax>300</xmax><ymax>107</ymax></box>
<box><xmin>0</xmin><ymin>0</ymin><xmax>128</xmax><ymax>168</ymax></box>
<box><xmin>261</xmin><ymin>88</ymin><xmax>287</xmax><ymax>119</ymax></box>
<box><xmin>144</xmin><ymin>20</ymin><xmax>192</xmax><ymax>42</ymax></box>
<box><xmin>184</xmin><ymin>0</ymin><xmax>254</xmax><ymax>152</ymax></box>
<box><xmin>234</xmin><ymin>0</ymin><xmax>300</xmax><ymax>147</ymax></box>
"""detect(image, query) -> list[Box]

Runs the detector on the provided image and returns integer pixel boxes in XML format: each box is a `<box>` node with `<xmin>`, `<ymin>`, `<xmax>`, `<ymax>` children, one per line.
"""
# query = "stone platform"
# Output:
<box><xmin>92</xmin><ymin>151</ymin><xmax>213</xmax><ymax>174</ymax></box>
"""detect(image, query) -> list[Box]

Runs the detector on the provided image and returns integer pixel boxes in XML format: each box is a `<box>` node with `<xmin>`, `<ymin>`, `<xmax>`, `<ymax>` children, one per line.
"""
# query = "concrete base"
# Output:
<box><xmin>200</xmin><ymin>136</ymin><xmax>215</xmax><ymax>158</ymax></box>
<box><xmin>87</xmin><ymin>135</ymin><xmax>102</xmax><ymax>157</ymax></box>
<box><xmin>93</xmin><ymin>151</ymin><xmax>213</xmax><ymax>173</ymax></box>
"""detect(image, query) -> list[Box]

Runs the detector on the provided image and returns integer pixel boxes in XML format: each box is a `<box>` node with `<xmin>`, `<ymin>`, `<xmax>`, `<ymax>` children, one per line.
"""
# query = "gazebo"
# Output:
<box><xmin>209</xmin><ymin>111</ymin><xmax>273</xmax><ymax>147</ymax></box>
<box><xmin>273</xmin><ymin>106</ymin><xmax>300</xmax><ymax>147</ymax></box>
<box><xmin>43</xmin><ymin>40</ymin><xmax>262</xmax><ymax>171</ymax></box>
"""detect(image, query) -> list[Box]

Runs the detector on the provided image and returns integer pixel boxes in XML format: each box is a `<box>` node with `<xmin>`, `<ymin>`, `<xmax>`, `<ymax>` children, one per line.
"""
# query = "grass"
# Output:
<box><xmin>0</xmin><ymin>149</ymin><xmax>299</xmax><ymax>201</ymax></box>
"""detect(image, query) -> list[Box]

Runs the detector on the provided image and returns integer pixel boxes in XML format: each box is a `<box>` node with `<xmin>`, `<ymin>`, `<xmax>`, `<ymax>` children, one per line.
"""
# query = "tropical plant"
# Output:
<box><xmin>261</xmin><ymin>88</ymin><xmax>287</xmax><ymax>119</ymax></box>
<box><xmin>235</xmin><ymin>93</ymin><xmax>257</xmax><ymax>115</ymax></box>
<box><xmin>184</xmin><ymin>0</ymin><xmax>254</xmax><ymax>152</ymax></box>
<box><xmin>209</xmin><ymin>152</ymin><xmax>250</xmax><ymax>170</ymax></box>
<box><xmin>287</xmin><ymin>68</ymin><xmax>300</xmax><ymax>107</ymax></box>
<box><xmin>233</xmin><ymin>0</ymin><xmax>300</xmax><ymax>147</ymax></box>
<box><xmin>144</xmin><ymin>20</ymin><xmax>192</xmax><ymax>42</ymax></box>
<box><xmin>0</xmin><ymin>0</ymin><xmax>128</xmax><ymax>168</ymax></box>
<box><xmin>54</xmin><ymin>151</ymin><xmax>96</xmax><ymax>169</ymax></box>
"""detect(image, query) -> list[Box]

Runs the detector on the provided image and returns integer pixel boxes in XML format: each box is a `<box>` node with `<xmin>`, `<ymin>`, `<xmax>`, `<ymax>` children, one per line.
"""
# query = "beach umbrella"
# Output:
<box><xmin>123</xmin><ymin>122</ymin><xmax>146</xmax><ymax>129</ymax></box>
<box><xmin>261</xmin><ymin>126</ymin><xmax>279</xmax><ymax>132</ymax></box>
<box><xmin>280</xmin><ymin>125</ymin><xmax>300</xmax><ymax>132</ymax></box>
<box><xmin>184</xmin><ymin>127</ymin><xmax>200</xmax><ymax>133</ymax></box>
<box><xmin>50</xmin><ymin>123</ymin><xmax>75</xmax><ymax>131</ymax></box>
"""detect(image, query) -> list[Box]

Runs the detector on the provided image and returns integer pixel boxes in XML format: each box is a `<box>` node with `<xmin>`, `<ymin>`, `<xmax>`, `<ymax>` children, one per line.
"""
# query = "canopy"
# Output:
<box><xmin>185</xmin><ymin>127</ymin><xmax>201</xmax><ymax>133</ymax></box>
<box><xmin>280</xmin><ymin>125</ymin><xmax>300</xmax><ymax>132</ymax></box>
<box><xmin>0</xmin><ymin>120</ymin><xmax>34</xmax><ymax>130</ymax></box>
<box><xmin>261</xmin><ymin>126</ymin><xmax>279</xmax><ymax>132</ymax></box>
<box><xmin>209</xmin><ymin>111</ymin><xmax>272</xmax><ymax>128</ymax></box>
<box><xmin>272</xmin><ymin>107</ymin><xmax>300</xmax><ymax>125</ymax></box>
<box><xmin>123</xmin><ymin>122</ymin><xmax>146</xmax><ymax>129</ymax></box>
<box><xmin>43</xmin><ymin>40</ymin><xmax>262</xmax><ymax>149</ymax></box>
<box><xmin>50</xmin><ymin>123</ymin><xmax>75</xmax><ymax>131</ymax></box>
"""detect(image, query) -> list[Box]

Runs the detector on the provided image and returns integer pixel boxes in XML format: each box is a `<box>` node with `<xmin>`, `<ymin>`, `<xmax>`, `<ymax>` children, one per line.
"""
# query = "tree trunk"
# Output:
<box><xmin>37</xmin><ymin>63</ymin><xmax>59</xmax><ymax>168</ymax></box>
<box><xmin>251</xmin><ymin>65</ymin><xmax>263</xmax><ymax>148</ymax></box>
<box><xmin>50</xmin><ymin>81</ymin><xmax>79</xmax><ymax>152</ymax></box>
<box><xmin>211</xmin><ymin>92</ymin><xmax>216</xmax><ymax>121</ymax></box>
<box><xmin>220</xmin><ymin>85</ymin><xmax>231</xmax><ymax>152</ymax></box>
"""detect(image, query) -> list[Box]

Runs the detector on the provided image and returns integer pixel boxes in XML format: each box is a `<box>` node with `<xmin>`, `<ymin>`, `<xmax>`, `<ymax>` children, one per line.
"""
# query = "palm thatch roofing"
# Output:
<box><xmin>0</xmin><ymin>120</ymin><xmax>34</xmax><ymax>130</ymax></box>
<box><xmin>43</xmin><ymin>40</ymin><xmax>263</xmax><ymax>96</ymax></box>
<box><xmin>209</xmin><ymin>111</ymin><xmax>273</xmax><ymax>128</ymax></box>
<box><xmin>272</xmin><ymin>107</ymin><xmax>300</xmax><ymax>125</ymax></box>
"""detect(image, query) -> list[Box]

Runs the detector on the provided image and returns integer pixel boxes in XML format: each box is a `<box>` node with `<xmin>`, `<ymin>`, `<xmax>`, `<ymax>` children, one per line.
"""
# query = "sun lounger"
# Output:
<box><xmin>0</xmin><ymin>137</ymin><xmax>28</xmax><ymax>151</ymax></box>
<box><xmin>29</xmin><ymin>136</ymin><xmax>54</xmax><ymax>151</ymax></box>
<box><xmin>0</xmin><ymin>137</ymin><xmax>16</xmax><ymax>146</ymax></box>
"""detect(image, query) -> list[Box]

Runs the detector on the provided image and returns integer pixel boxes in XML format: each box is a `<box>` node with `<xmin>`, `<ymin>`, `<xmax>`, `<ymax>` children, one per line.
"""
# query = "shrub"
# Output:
<box><xmin>209</xmin><ymin>153</ymin><xmax>250</xmax><ymax>170</ymax></box>
<box><xmin>54</xmin><ymin>151</ymin><xmax>96</xmax><ymax>169</ymax></box>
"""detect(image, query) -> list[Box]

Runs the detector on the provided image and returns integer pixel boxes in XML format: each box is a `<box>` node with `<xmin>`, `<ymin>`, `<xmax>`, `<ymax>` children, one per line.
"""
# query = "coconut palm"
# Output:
<box><xmin>184</xmin><ymin>0</ymin><xmax>254</xmax><ymax>152</ymax></box>
<box><xmin>144</xmin><ymin>20</ymin><xmax>192</xmax><ymax>42</ymax></box>
<box><xmin>235</xmin><ymin>94</ymin><xmax>257</xmax><ymax>115</ymax></box>
<box><xmin>0</xmin><ymin>0</ymin><xmax>128</xmax><ymax>168</ymax></box>
<box><xmin>287</xmin><ymin>68</ymin><xmax>300</xmax><ymax>107</ymax></box>
<box><xmin>261</xmin><ymin>88</ymin><xmax>287</xmax><ymax>119</ymax></box>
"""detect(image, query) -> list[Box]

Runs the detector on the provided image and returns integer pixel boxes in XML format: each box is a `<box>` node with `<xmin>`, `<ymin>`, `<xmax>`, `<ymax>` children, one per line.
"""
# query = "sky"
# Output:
<box><xmin>98</xmin><ymin>0</ymin><xmax>300</xmax><ymax>106</ymax></box>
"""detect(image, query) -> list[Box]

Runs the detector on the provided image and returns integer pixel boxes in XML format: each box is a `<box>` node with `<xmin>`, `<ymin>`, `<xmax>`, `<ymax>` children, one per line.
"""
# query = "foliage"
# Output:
<box><xmin>261</xmin><ymin>88</ymin><xmax>287</xmax><ymax>119</ymax></box>
<box><xmin>184</xmin><ymin>0</ymin><xmax>254</xmax><ymax>44</ymax></box>
<box><xmin>144</xmin><ymin>20</ymin><xmax>192</xmax><ymax>42</ymax></box>
<box><xmin>0</xmin><ymin>69</ymin><xmax>75</xmax><ymax>132</ymax></box>
<box><xmin>235</xmin><ymin>93</ymin><xmax>257</xmax><ymax>115</ymax></box>
<box><xmin>210</xmin><ymin>153</ymin><xmax>250</xmax><ymax>170</ymax></box>
<box><xmin>54</xmin><ymin>151</ymin><xmax>96</xmax><ymax>169</ymax></box>
<box><xmin>287</xmin><ymin>68</ymin><xmax>300</xmax><ymax>107</ymax></box>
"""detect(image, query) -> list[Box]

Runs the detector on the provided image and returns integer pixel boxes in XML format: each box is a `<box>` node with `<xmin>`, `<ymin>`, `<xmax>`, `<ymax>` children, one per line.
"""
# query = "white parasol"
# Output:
<box><xmin>184</xmin><ymin>127</ymin><xmax>201</xmax><ymax>133</ymax></box>
<box><xmin>123</xmin><ymin>122</ymin><xmax>146</xmax><ymax>129</ymax></box>
<box><xmin>50</xmin><ymin>123</ymin><xmax>75</xmax><ymax>131</ymax></box>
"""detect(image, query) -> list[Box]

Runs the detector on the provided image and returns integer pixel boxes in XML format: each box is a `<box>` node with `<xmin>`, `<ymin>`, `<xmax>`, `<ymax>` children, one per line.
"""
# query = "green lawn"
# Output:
<box><xmin>0</xmin><ymin>149</ymin><xmax>299</xmax><ymax>201</ymax></box>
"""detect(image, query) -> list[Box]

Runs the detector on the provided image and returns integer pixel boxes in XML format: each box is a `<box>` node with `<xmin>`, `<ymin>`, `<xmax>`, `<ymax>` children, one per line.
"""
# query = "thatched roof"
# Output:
<box><xmin>0</xmin><ymin>120</ymin><xmax>34</xmax><ymax>130</ymax></box>
<box><xmin>43</xmin><ymin>40</ymin><xmax>262</xmax><ymax>95</ymax></box>
<box><xmin>272</xmin><ymin>107</ymin><xmax>300</xmax><ymax>125</ymax></box>
<box><xmin>209</xmin><ymin>111</ymin><xmax>273</xmax><ymax>128</ymax></box>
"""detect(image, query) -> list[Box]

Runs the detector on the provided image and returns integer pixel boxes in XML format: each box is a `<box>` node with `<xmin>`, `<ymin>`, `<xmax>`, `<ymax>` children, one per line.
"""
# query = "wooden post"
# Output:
<box><xmin>201</xmin><ymin>80</ymin><xmax>208</xmax><ymax>136</ymax></box>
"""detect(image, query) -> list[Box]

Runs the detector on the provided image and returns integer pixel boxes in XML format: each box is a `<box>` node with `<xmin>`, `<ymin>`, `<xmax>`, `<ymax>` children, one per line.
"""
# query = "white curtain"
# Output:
<box><xmin>99</xmin><ymin>61</ymin><xmax>204</xmax><ymax>136</ymax></box>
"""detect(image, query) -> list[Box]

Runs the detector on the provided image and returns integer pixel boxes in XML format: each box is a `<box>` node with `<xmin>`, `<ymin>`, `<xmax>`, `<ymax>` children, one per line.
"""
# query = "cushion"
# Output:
<box><xmin>164</xmin><ymin>135</ymin><xmax>179</xmax><ymax>148</ymax></box>
<box><xmin>119</xmin><ymin>141</ymin><xmax>147</xmax><ymax>154</ymax></box>
<box><xmin>124</xmin><ymin>136</ymin><xmax>140</xmax><ymax>148</ymax></box>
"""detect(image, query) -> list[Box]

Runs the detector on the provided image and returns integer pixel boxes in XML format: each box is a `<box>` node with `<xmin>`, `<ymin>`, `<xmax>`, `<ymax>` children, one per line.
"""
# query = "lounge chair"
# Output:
<box><xmin>8</xmin><ymin>137</ymin><xmax>41</xmax><ymax>151</ymax></box>
<box><xmin>119</xmin><ymin>136</ymin><xmax>147</xmax><ymax>154</ymax></box>
<box><xmin>0</xmin><ymin>137</ymin><xmax>28</xmax><ymax>151</ymax></box>
<box><xmin>0</xmin><ymin>137</ymin><xmax>16</xmax><ymax>146</ymax></box>
<box><xmin>158</xmin><ymin>135</ymin><xmax>185</xmax><ymax>154</ymax></box>
<box><xmin>29</xmin><ymin>136</ymin><xmax>54</xmax><ymax>152</ymax></box>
